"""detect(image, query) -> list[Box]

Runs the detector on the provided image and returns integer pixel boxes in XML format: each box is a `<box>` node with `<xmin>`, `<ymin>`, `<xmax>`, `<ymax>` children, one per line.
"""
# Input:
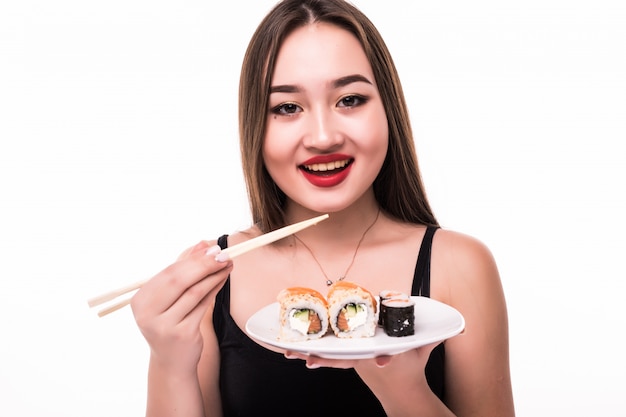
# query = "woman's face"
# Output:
<box><xmin>263</xmin><ymin>22</ymin><xmax>388</xmax><ymax>214</ymax></box>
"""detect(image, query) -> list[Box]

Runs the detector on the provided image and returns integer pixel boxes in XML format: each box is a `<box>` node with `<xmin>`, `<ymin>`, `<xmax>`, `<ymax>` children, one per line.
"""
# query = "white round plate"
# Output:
<box><xmin>245</xmin><ymin>296</ymin><xmax>465</xmax><ymax>359</ymax></box>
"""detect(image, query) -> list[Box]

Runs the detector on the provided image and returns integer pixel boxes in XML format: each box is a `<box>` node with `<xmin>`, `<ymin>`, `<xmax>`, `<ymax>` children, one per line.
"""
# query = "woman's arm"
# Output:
<box><xmin>144</xmin><ymin>357</ymin><xmax>207</xmax><ymax>417</ymax></box>
<box><xmin>131</xmin><ymin>241</ymin><xmax>232</xmax><ymax>417</ymax></box>
<box><xmin>436</xmin><ymin>231</ymin><xmax>515</xmax><ymax>417</ymax></box>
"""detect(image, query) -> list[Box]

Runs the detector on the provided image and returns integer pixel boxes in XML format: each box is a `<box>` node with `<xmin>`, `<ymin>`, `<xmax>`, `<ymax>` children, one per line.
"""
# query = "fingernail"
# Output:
<box><xmin>205</xmin><ymin>245</ymin><xmax>222</xmax><ymax>257</ymax></box>
<box><xmin>306</xmin><ymin>361</ymin><xmax>320</xmax><ymax>369</ymax></box>
<box><xmin>215</xmin><ymin>251</ymin><xmax>231</xmax><ymax>263</ymax></box>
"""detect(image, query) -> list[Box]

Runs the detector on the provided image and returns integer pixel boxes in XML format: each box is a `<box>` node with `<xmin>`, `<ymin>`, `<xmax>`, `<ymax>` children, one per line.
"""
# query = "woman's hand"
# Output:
<box><xmin>131</xmin><ymin>241</ymin><xmax>233</xmax><ymax>376</ymax></box>
<box><xmin>353</xmin><ymin>342</ymin><xmax>441</xmax><ymax>397</ymax></box>
<box><xmin>284</xmin><ymin>341</ymin><xmax>438</xmax><ymax>373</ymax></box>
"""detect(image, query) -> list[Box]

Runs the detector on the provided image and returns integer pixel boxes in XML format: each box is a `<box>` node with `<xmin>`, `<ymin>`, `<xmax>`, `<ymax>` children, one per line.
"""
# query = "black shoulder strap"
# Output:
<box><xmin>217</xmin><ymin>234</ymin><xmax>229</xmax><ymax>250</ymax></box>
<box><xmin>213</xmin><ymin>234</ymin><xmax>231</xmax><ymax>319</ymax></box>
<box><xmin>411</xmin><ymin>227</ymin><xmax>438</xmax><ymax>297</ymax></box>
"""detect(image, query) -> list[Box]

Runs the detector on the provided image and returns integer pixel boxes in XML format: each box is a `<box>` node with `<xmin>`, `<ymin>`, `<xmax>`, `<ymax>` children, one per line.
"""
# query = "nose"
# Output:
<box><xmin>302</xmin><ymin>106</ymin><xmax>343</xmax><ymax>151</ymax></box>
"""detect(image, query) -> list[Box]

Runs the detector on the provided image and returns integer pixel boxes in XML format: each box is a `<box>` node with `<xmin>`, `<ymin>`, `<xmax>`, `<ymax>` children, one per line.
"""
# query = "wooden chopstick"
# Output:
<box><xmin>87</xmin><ymin>279</ymin><xmax>148</xmax><ymax>308</ymax></box>
<box><xmin>95</xmin><ymin>297</ymin><xmax>133</xmax><ymax>318</ymax></box>
<box><xmin>88</xmin><ymin>214</ymin><xmax>329</xmax><ymax>317</ymax></box>
<box><xmin>87</xmin><ymin>279</ymin><xmax>148</xmax><ymax>318</ymax></box>
<box><xmin>218</xmin><ymin>213</ymin><xmax>329</xmax><ymax>259</ymax></box>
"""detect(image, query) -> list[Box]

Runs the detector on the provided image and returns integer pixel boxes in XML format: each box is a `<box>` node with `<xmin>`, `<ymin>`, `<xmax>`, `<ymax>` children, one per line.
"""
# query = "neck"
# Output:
<box><xmin>292</xmin><ymin>207</ymin><xmax>381</xmax><ymax>286</ymax></box>
<box><xmin>285</xmin><ymin>198</ymin><xmax>381</xmax><ymax>244</ymax></box>
<box><xmin>290</xmin><ymin>209</ymin><xmax>381</xmax><ymax>253</ymax></box>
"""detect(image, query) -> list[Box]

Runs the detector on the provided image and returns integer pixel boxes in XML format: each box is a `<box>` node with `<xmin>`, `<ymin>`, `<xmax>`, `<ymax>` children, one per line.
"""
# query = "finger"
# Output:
<box><xmin>374</xmin><ymin>355</ymin><xmax>392</xmax><ymax>368</ymax></box>
<box><xmin>179</xmin><ymin>289</ymin><xmax>214</xmax><ymax>325</ymax></box>
<box><xmin>173</xmin><ymin>280</ymin><xmax>222</xmax><ymax>331</ymax></box>
<box><xmin>305</xmin><ymin>355</ymin><xmax>356</xmax><ymax>370</ymax></box>
<box><xmin>177</xmin><ymin>240</ymin><xmax>218</xmax><ymax>260</ymax></box>
<box><xmin>285</xmin><ymin>350</ymin><xmax>373</xmax><ymax>370</ymax></box>
<box><xmin>190</xmin><ymin>241</ymin><xmax>221</xmax><ymax>257</ymax></box>
<box><xmin>133</xmin><ymin>250</ymin><xmax>231</xmax><ymax>316</ymax></box>
<box><xmin>165</xmin><ymin>262</ymin><xmax>233</xmax><ymax>322</ymax></box>
<box><xmin>284</xmin><ymin>350</ymin><xmax>308</xmax><ymax>360</ymax></box>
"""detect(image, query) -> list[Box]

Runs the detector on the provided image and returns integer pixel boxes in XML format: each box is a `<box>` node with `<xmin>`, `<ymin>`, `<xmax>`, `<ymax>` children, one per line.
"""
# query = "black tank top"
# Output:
<box><xmin>212</xmin><ymin>227</ymin><xmax>444</xmax><ymax>416</ymax></box>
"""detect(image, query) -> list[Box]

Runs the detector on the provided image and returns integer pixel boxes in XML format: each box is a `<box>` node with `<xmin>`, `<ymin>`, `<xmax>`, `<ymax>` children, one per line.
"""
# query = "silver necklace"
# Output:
<box><xmin>294</xmin><ymin>210</ymin><xmax>380</xmax><ymax>286</ymax></box>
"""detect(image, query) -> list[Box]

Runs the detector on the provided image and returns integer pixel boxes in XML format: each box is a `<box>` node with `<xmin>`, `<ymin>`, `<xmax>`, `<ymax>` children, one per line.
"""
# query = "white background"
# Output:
<box><xmin>1</xmin><ymin>0</ymin><xmax>625</xmax><ymax>415</ymax></box>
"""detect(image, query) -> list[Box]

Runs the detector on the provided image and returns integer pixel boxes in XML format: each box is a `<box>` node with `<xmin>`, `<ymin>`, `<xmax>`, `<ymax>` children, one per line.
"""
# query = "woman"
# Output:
<box><xmin>131</xmin><ymin>1</ymin><xmax>515</xmax><ymax>416</ymax></box>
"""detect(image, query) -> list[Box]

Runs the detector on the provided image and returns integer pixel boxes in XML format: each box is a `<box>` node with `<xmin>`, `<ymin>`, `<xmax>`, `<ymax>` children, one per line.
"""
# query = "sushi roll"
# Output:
<box><xmin>378</xmin><ymin>290</ymin><xmax>409</xmax><ymax>327</ymax></box>
<box><xmin>277</xmin><ymin>287</ymin><xmax>329</xmax><ymax>341</ymax></box>
<box><xmin>327</xmin><ymin>281</ymin><xmax>378</xmax><ymax>338</ymax></box>
<box><xmin>381</xmin><ymin>298</ymin><xmax>415</xmax><ymax>337</ymax></box>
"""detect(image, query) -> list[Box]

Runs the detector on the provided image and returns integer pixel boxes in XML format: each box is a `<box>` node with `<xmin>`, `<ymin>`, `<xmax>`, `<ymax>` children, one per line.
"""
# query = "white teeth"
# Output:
<box><xmin>305</xmin><ymin>160</ymin><xmax>349</xmax><ymax>172</ymax></box>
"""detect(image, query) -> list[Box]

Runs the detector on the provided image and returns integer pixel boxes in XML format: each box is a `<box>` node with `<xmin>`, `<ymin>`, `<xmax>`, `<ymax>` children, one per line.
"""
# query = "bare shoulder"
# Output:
<box><xmin>431</xmin><ymin>229</ymin><xmax>503</xmax><ymax>304</ymax></box>
<box><xmin>433</xmin><ymin>229</ymin><xmax>496</xmax><ymax>268</ymax></box>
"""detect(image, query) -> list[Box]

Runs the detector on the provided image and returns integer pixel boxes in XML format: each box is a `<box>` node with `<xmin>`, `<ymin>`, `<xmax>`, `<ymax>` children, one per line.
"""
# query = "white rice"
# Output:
<box><xmin>327</xmin><ymin>288</ymin><xmax>378</xmax><ymax>338</ymax></box>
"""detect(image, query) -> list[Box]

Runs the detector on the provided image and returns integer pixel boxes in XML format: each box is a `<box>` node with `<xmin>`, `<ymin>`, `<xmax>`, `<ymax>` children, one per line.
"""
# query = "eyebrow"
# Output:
<box><xmin>270</xmin><ymin>74</ymin><xmax>373</xmax><ymax>94</ymax></box>
<box><xmin>332</xmin><ymin>74</ymin><xmax>373</xmax><ymax>89</ymax></box>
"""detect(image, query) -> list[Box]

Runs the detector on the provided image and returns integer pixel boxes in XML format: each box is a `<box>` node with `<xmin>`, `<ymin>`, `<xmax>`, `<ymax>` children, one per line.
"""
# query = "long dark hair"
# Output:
<box><xmin>239</xmin><ymin>0</ymin><xmax>438</xmax><ymax>232</ymax></box>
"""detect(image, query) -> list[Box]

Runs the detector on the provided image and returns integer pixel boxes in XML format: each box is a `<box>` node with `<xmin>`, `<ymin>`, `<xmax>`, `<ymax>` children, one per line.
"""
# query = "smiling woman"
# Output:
<box><xmin>127</xmin><ymin>1</ymin><xmax>515</xmax><ymax>416</ymax></box>
<box><xmin>3</xmin><ymin>0</ymin><xmax>626</xmax><ymax>415</ymax></box>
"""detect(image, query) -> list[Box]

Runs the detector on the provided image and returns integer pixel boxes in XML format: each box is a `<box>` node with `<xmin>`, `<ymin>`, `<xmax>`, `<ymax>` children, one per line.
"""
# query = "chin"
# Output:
<box><xmin>294</xmin><ymin>197</ymin><xmax>361</xmax><ymax>215</ymax></box>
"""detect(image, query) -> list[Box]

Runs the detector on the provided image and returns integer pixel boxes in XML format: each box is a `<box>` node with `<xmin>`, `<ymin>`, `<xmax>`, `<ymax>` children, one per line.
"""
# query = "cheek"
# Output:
<box><xmin>373</xmin><ymin>117</ymin><xmax>389</xmax><ymax>150</ymax></box>
<box><xmin>374</xmin><ymin>129</ymin><xmax>389</xmax><ymax>170</ymax></box>
<box><xmin>372</xmin><ymin>109</ymin><xmax>389</xmax><ymax>151</ymax></box>
<box><xmin>262</xmin><ymin>124</ymin><xmax>294</xmax><ymax>176</ymax></box>
<box><xmin>351</xmin><ymin>110</ymin><xmax>389</xmax><ymax>158</ymax></box>
<box><xmin>364</xmin><ymin>114</ymin><xmax>389</xmax><ymax>174</ymax></box>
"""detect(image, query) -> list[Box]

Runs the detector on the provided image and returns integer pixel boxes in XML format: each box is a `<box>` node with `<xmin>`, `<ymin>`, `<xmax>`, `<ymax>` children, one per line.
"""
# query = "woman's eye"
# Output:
<box><xmin>337</xmin><ymin>95</ymin><xmax>368</xmax><ymax>108</ymax></box>
<box><xmin>272</xmin><ymin>103</ymin><xmax>302</xmax><ymax>115</ymax></box>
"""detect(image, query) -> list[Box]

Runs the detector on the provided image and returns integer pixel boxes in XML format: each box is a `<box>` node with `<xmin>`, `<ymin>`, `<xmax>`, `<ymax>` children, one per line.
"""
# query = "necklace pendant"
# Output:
<box><xmin>295</xmin><ymin>209</ymin><xmax>379</xmax><ymax>289</ymax></box>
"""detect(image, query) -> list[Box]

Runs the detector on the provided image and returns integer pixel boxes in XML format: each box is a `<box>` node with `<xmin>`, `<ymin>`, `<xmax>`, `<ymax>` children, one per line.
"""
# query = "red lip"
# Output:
<box><xmin>301</xmin><ymin>154</ymin><xmax>352</xmax><ymax>165</ymax></box>
<box><xmin>299</xmin><ymin>154</ymin><xmax>353</xmax><ymax>188</ymax></box>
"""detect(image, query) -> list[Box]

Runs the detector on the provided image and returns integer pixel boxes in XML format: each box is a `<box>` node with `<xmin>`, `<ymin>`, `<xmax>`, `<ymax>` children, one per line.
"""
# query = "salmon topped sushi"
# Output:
<box><xmin>277</xmin><ymin>287</ymin><xmax>329</xmax><ymax>341</ymax></box>
<box><xmin>327</xmin><ymin>281</ymin><xmax>378</xmax><ymax>338</ymax></box>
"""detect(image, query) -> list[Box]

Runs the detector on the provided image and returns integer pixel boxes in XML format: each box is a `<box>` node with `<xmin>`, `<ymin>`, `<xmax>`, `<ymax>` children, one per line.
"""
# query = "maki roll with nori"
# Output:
<box><xmin>381</xmin><ymin>298</ymin><xmax>415</xmax><ymax>337</ymax></box>
<box><xmin>378</xmin><ymin>290</ymin><xmax>409</xmax><ymax>327</ymax></box>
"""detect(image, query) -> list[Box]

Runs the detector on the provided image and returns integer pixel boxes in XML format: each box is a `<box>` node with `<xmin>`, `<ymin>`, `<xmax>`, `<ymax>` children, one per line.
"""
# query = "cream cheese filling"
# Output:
<box><xmin>347</xmin><ymin>306</ymin><xmax>367</xmax><ymax>330</ymax></box>
<box><xmin>289</xmin><ymin>310</ymin><xmax>310</xmax><ymax>335</ymax></box>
